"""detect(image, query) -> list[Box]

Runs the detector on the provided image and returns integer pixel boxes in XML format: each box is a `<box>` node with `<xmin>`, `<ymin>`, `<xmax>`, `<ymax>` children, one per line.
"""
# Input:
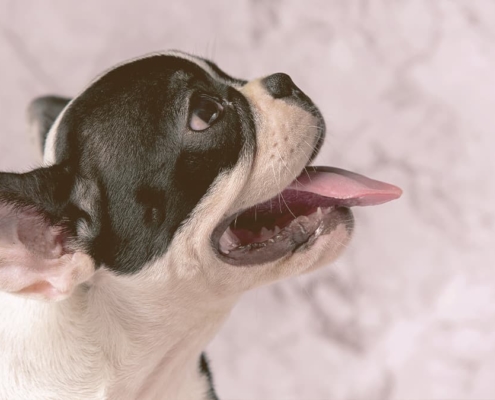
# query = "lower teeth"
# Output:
<box><xmin>219</xmin><ymin>206</ymin><xmax>334</xmax><ymax>254</ymax></box>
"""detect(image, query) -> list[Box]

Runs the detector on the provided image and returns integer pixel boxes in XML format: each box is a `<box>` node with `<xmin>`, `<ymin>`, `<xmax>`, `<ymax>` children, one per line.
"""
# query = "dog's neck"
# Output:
<box><xmin>0</xmin><ymin>262</ymin><xmax>237</xmax><ymax>400</ymax></box>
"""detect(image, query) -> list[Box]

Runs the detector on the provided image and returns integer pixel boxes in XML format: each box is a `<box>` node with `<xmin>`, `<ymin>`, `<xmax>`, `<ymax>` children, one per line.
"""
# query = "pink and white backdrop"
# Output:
<box><xmin>1</xmin><ymin>1</ymin><xmax>494</xmax><ymax>399</ymax></box>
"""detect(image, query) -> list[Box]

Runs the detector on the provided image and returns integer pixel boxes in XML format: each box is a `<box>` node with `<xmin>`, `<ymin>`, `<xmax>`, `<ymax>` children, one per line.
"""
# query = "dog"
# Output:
<box><xmin>0</xmin><ymin>50</ymin><xmax>401</xmax><ymax>399</ymax></box>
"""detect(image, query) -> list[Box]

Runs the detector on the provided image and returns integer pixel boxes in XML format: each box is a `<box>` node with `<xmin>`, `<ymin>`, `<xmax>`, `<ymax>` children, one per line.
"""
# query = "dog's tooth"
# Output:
<box><xmin>219</xmin><ymin>227</ymin><xmax>242</xmax><ymax>253</ymax></box>
<box><xmin>323</xmin><ymin>207</ymin><xmax>332</xmax><ymax>215</ymax></box>
<box><xmin>274</xmin><ymin>226</ymin><xmax>281</xmax><ymax>234</ymax></box>
<box><xmin>225</xmin><ymin>227</ymin><xmax>240</xmax><ymax>245</ymax></box>
<box><xmin>317</xmin><ymin>207</ymin><xmax>323</xmax><ymax>217</ymax></box>
<box><xmin>291</xmin><ymin>221</ymin><xmax>308</xmax><ymax>243</ymax></box>
<box><xmin>268</xmin><ymin>239</ymin><xmax>275</xmax><ymax>244</ymax></box>
<box><xmin>297</xmin><ymin>222</ymin><xmax>308</xmax><ymax>234</ymax></box>
<box><xmin>219</xmin><ymin>235</ymin><xmax>229</xmax><ymax>252</ymax></box>
<box><xmin>298</xmin><ymin>216</ymin><xmax>310</xmax><ymax>224</ymax></box>
<box><xmin>260</xmin><ymin>227</ymin><xmax>270</xmax><ymax>237</ymax></box>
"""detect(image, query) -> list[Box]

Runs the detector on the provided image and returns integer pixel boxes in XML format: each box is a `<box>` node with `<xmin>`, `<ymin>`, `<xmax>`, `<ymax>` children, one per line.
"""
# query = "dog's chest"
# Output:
<box><xmin>0</xmin><ymin>287</ymin><xmax>218</xmax><ymax>400</ymax></box>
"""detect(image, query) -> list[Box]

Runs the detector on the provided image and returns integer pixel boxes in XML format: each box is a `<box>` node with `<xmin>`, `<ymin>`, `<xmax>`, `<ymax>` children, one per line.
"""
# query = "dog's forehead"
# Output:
<box><xmin>149</xmin><ymin>50</ymin><xmax>246</xmax><ymax>86</ymax></box>
<box><xmin>87</xmin><ymin>50</ymin><xmax>244</xmax><ymax>91</ymax></box>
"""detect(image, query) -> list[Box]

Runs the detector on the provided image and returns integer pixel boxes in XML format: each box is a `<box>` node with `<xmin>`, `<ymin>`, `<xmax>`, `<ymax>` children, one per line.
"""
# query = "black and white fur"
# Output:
<box><xmin>0</xmin><ymin>51</ymin><xmax>352</xmax><ymax>399</ymax></box>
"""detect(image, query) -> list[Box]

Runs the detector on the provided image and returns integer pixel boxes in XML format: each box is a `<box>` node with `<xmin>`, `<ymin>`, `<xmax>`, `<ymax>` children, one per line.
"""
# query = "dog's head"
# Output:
<box><xmin>0</xmin><ymin>51</ymin><xmax>401</xmax><ymax>301</ymax></box>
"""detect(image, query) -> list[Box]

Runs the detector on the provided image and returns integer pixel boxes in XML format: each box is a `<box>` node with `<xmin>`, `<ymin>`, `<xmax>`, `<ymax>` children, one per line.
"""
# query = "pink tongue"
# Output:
<box><xmin>288</xmin><ymin>167</ymin><xmax>402</xmax><ymax>206</ymax></box>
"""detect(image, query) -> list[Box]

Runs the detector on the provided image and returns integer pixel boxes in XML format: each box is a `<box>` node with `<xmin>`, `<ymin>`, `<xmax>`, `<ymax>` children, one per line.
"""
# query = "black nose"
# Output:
<box><xmin>262</xmin><ymin>73</ymin><xmax>297</xmax><ymax>99</ymax></box>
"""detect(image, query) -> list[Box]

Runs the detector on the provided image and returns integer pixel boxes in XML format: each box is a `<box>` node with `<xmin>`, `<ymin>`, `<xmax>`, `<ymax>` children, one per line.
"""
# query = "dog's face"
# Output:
<box><xmin>0</xmin><ymin>51</ymin><xmax>401</xmax><ymax>300</ymax></box>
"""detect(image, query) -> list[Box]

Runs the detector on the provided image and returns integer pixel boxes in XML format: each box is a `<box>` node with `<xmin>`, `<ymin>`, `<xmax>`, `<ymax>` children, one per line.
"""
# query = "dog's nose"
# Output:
<box><xmin>262</xmin><ymin>73</ymin><xmax>297</xmax><ymax>99</ymax></box>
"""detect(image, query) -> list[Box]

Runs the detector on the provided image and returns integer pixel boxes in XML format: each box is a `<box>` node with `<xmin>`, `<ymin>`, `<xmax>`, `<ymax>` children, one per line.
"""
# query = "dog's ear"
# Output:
<box><xmin>0</xmin><ymin>165</ymin><xmax>95</xmax><ymax>301</ymax></box>
<box><xmin>28</xmin><ymin>96</ymin><xmax>71</xmax><ymax>155</ymax></box>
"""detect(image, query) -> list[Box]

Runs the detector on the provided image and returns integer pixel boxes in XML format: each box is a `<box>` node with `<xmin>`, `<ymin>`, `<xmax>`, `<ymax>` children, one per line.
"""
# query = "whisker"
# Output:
<box><xmin>269</xmin><ymin>162</ymin><xmax>281</xmax><ymax>214</ymax></box>
<box><xmin>304</xmin><ymin>168</ymin><xmax>313</xmax><ymax>182</ymax></box>
<box><xmin>280</xmin><ymin>191</ymin><xmax>297</xmax><ymax>219</ymax></box>
<box><xmin>269</xmin><ymin>164</ymin><xmax>279</xmax><ymax>214</ymax></box>
<box><xmin>300</xmin><ymin>138</ymin><xmax>315</xmax><ymax>150</ymax></box>
<box><xmin>295</xmin><ymin>279</ymin><xmax>313</xmax><ymax>302</ymax></box>
<box><xmin>275</xmin><ymin>147</ymin><xmax>293</xmax><ymax>176</ymax></box>
<box><xmin>274</xmin><ymin>147</ymin><xmax>297</xmax><ymax>214</ymax></box>
<box><xmin>292</xmin><ymin>124</ymin><xmax>326</xmax><ymax>131</ymax></box>
<box><xmin>287</xmin><ymin>142</ymin><xmax>314</xmax><ymax>184</ymax></box>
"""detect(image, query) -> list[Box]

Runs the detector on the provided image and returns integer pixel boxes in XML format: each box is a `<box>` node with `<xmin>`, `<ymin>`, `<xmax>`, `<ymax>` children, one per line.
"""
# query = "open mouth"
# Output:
<box><xmin>211</xmin><ymin>166</ymin><xmax>402</xmax><ymax>266</ymax></box>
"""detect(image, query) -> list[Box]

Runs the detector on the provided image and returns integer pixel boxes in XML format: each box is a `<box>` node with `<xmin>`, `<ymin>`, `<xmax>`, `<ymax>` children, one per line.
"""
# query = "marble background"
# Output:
<box><xmin>1</xmin><ymin>1</ymin><xmax>494</xmax><ymax>399</ymax></box>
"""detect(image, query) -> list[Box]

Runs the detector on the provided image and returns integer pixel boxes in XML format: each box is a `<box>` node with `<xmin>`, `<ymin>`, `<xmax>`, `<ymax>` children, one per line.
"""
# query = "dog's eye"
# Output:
<box><xmin>189</xmin><ymin>95</ymin><xmax>224</xmax><ymax>131</ymax></box>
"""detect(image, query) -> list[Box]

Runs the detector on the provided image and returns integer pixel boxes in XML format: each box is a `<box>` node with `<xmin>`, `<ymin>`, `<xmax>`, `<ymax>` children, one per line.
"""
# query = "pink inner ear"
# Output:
<box><xmin>0</xmin><ymin>204</ymin><xmax>95</xmax><ymax>301</ymax></box>
<box><xmin>16</xmin><ymin>212</ymin><xmax>65</xmax><ymax>259</ymax></box>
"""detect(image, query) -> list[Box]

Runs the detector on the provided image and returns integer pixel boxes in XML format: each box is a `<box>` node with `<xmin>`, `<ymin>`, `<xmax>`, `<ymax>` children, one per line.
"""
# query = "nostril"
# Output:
<box><xmin>262</xmin><ymin>73</ymin><xmax>296</xmax><ymax>99</ymax></box>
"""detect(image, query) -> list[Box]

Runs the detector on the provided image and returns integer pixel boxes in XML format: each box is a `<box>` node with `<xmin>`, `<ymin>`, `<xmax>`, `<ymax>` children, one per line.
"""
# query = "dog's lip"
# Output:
<box><xmin>211</xmin><ymin>166</ymin><xmax>402</xmax><ymax>266</ymax></box>
<box><xmin>211</xmin><ymin>206</ymin><xmax>353</xmax><ymax>266</ymax></box>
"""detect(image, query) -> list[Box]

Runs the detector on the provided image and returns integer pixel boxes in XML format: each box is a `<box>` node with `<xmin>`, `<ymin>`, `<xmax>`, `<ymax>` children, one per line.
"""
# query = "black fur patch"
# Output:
<box><xmin>199</xmin><ymin>353</ymin><xmax>218</xmax><ymax>400</ymax></box>
<box><xmin>1</xmin><ymin>55</ymin><xmax>256</xmax><ymax>274</ymax></box>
